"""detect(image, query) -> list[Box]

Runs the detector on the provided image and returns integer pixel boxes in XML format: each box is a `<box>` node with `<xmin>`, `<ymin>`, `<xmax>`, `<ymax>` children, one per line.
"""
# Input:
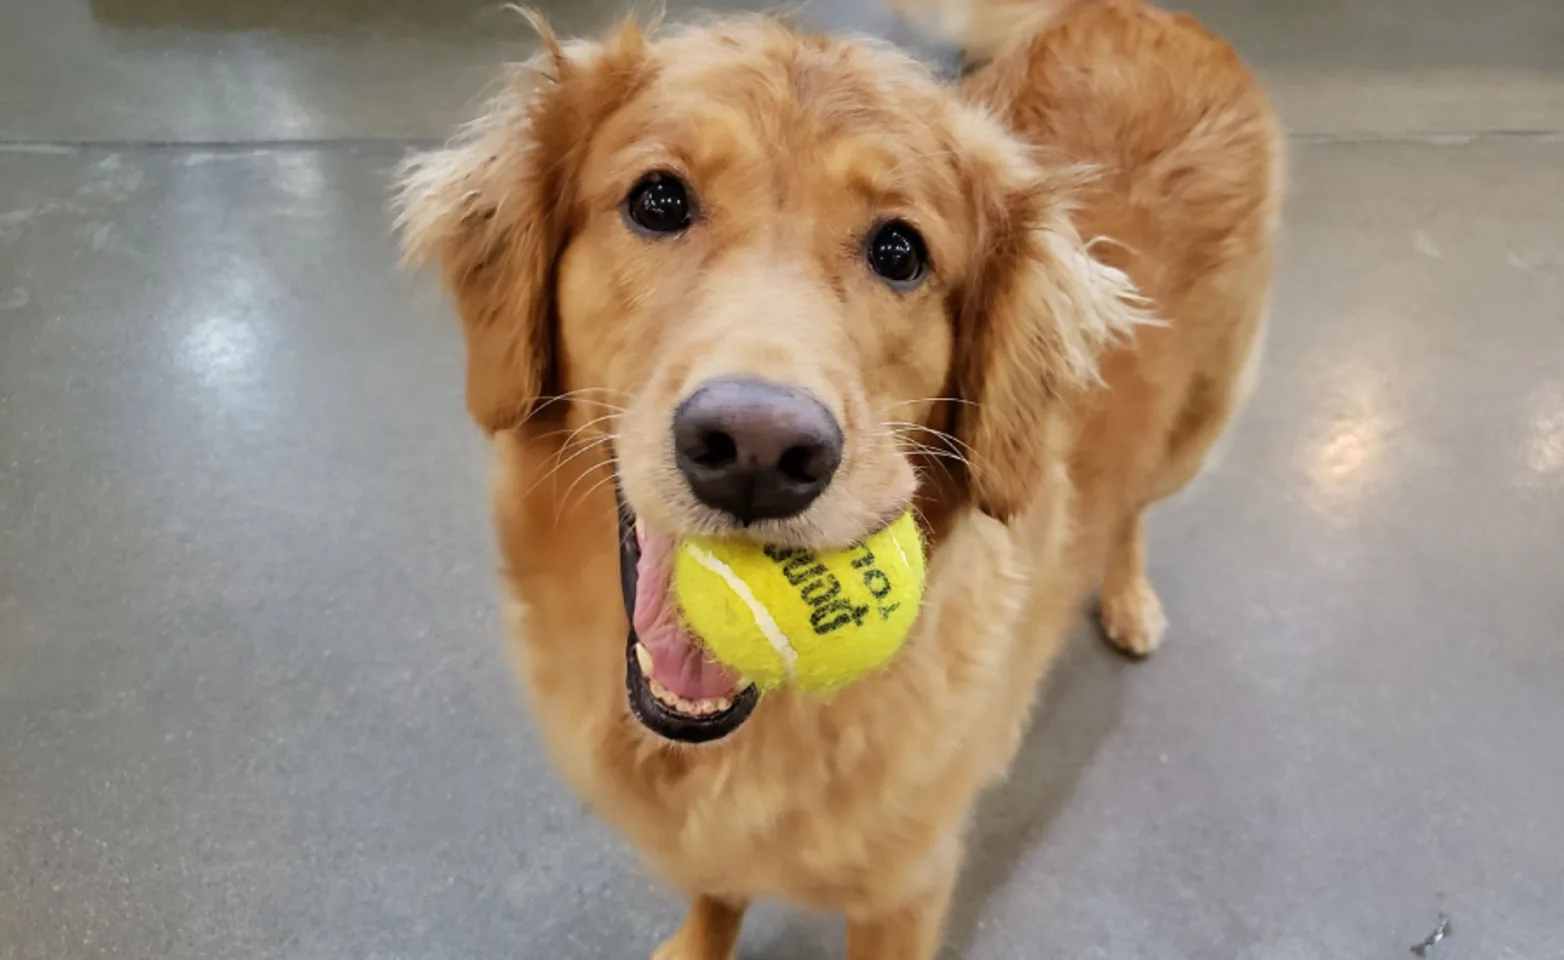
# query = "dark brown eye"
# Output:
<box><xmin>866</xmin><ymin>219</ymin><xmax>928</xmax><ymax>288</ymax></box>
<box><xmin>625</xmin><ymin>172</ymin><xmax>693</xmax><ymax>235</ymax></box>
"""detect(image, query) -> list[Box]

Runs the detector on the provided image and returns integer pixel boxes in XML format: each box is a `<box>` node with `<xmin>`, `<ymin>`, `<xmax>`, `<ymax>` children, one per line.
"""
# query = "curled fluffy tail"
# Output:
<box><xmin>886</xmin><ymin>0</ymin><xmax>1080</xmax><ymax>62</ymax></box>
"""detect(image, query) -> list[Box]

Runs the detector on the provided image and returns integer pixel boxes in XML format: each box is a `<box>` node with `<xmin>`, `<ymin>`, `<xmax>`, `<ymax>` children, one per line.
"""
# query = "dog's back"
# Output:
<box><xmin>931</xmin><ymin>0</ymin><xmax>1283</xmax><ymax>653</ymax></box>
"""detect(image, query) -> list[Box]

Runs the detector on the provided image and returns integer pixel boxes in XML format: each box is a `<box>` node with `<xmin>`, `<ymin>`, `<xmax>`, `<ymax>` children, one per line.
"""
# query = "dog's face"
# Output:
<box><xmin>561</xmin><ymin>36</ymin><xmax>963</xmax><ymax>550</ymax></box>
<box><xmin>400</xmin><ymin>17</ymin><xmax>1141</xmax><ymax>742</ymax></box>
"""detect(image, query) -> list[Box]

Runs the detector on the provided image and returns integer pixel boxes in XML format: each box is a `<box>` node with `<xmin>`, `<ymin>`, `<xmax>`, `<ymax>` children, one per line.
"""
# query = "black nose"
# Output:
<box><xmin>672</xmin><ymin>378</ymin><xmax>843</xmax><ymax>524</ymax></box>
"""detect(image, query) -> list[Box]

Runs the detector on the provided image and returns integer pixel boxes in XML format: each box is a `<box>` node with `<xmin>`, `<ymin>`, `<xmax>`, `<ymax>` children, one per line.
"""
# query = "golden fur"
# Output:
<box><xmin>398</xmin><ymin>0</ymin><xmax>1281</xmax><ymax>956</ymax></box>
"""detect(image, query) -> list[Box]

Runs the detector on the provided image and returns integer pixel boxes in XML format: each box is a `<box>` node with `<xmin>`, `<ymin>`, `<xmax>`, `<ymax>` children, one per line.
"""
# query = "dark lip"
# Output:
<box><xmin>617</xmin><ymin>485</ymin><xmax>759</xmax><ymax>744</ymax></box>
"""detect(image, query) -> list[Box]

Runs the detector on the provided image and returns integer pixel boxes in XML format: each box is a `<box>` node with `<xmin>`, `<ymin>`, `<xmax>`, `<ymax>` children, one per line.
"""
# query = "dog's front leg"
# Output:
<box><xmin>651</xmin><ymin>895</ymin><xmax>748</xmax><ymax>960</ymax></box>
<box><xmin>845</xmin><ymin>865</ymin><xmax>958</xmax><ymax>960</ymax></box>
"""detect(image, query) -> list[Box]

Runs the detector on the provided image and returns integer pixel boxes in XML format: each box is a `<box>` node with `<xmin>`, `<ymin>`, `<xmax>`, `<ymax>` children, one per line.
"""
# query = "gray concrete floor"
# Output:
<box><xmin>2</xmin><ymin>0</ymin><xmax>1562</xmax><ymax>957</ymax></box>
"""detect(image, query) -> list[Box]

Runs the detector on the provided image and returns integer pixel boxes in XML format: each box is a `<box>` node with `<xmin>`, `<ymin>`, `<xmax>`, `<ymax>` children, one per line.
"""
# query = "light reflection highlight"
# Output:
<box><xmin>1525</xmin><ymin>383</ymin><xmax>1564</xmax><ymax>479</ymax></box>
<box><xmin>181</xmin><ymin>314</ymin><xmax>260</xmax><ymax>388</ymax></box>
<box><xmin>1303</xmin><ymin>357</ymin><xmax>1391</xmax><ymax>520</ymax></box>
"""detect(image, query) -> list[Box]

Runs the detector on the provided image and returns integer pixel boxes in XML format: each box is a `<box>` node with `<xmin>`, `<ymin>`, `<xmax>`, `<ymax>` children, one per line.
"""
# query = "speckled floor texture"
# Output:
<box><xmin>2</xmin><ymin>1</ymin><xmax>1561</xmax><ymax>958</ymax></box>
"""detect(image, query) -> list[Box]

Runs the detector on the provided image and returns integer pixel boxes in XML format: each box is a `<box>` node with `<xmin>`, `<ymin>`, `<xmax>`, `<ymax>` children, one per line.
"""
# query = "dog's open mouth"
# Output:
<box><xmin>618</xmin><ymin>495</ymin><xmax>759</xmax><ymax>744</ymax></box>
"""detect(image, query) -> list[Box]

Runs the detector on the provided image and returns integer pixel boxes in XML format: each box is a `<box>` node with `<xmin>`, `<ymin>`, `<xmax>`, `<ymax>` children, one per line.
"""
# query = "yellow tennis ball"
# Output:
<box><xmin>673</xmin><ymin>511</ymin><xmax>926</xmax><ymax>693</ymax></box>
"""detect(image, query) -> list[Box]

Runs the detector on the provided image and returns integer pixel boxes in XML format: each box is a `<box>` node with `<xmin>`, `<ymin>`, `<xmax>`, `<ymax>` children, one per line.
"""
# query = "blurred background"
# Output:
<box><xmin>1</xmin><ymin>1</ymin><xmax>1561</xmax><ymax>957</ymax></box>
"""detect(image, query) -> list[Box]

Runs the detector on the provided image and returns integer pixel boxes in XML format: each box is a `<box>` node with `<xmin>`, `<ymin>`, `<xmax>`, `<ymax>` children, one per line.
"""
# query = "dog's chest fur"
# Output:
<box><xmin>491</xmin><ymin>433</ymin><xmax>1085</xmax><ymax>913</ymax></box>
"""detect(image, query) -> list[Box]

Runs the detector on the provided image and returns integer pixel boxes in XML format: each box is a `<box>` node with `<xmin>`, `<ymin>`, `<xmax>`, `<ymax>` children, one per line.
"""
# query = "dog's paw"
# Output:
<box><xmin>650</xmin><ymin>941</ymin><xmax>686</xmax><ymax>960</ymax></box>
<box><xmin>1098</xmin><ymin>577</ymin><xmax>1168</xmax><ymax>658</ymax></box>
<box><xmin>651</xmin><ymin>897</ymin><xmax>745</xmax><ymax>960</ymax></box>
<box><xmin>651</xmin><ymin>933</ymin><xmax>724</xmax><ymax>960</ymax></box>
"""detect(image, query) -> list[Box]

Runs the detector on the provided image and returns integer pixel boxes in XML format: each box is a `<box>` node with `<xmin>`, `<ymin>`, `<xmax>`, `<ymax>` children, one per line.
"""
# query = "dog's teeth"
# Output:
<box><xmin>644</xmin><ymin>669</ymin><xmax>734</xmax><ymax>717</ymax></box>
<box><xmin>648</xmin><ymin>680</ymin><xmax>699</xmax><ymax>716</ymax></box>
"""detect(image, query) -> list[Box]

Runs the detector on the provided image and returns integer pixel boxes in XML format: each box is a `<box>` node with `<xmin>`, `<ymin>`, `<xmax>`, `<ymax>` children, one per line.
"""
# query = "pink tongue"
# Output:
<box><xmin>633</xmin><ymin>526</ymin><xmax>744</xmax><ymax>701</ymax></box>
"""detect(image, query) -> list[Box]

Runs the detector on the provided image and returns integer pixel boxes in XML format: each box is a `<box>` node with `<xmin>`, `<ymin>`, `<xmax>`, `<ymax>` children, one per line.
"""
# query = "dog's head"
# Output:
<box><xmin>399</xmin><ymin>15</ymin><xmax>1142</xmax><ymax>743</ymax></box>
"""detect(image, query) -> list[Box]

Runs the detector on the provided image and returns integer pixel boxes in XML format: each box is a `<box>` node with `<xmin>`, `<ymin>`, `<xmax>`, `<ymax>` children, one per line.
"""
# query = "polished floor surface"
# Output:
<box><xmin>2</xmin><ymin>1</ymin><xmax>1562</xmax><ymax>958</ymax></box>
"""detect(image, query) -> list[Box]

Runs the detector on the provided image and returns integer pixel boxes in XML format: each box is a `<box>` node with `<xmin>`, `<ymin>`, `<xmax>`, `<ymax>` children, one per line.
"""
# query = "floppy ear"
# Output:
<box><xmin>953</xmin><ymin>127</ymin><xmax>1151</xmax><ymax>521</ymax></box>
<box><xmin>396</xmin><ymin>15</ymin><xmax>651</xmax><ymax>433</ymax></box>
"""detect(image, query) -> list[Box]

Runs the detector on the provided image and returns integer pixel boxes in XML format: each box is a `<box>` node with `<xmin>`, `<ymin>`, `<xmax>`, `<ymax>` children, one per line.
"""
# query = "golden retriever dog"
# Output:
<box><xmin>397</xmin><ymin>0</ymin><xmax>1280</xmax><ymax>955</ymax></box>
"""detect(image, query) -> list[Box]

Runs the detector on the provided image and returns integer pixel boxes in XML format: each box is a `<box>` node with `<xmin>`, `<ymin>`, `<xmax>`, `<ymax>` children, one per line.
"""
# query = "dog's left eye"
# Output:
<box><xmin>625</xmin><ymin>172</ymin><xmax>693</xmax><ymax>235</ymax></box>
<box><xmin>866</xmin><ymin>220</ymin><xmax>928</xmax><ymax>288</ymax></box>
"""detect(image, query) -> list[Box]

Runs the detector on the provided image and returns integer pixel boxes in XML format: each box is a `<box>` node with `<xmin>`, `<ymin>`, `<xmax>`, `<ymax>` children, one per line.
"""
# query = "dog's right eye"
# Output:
<box><xmin>866</xmin><ymin>219</ymin><xmax>928</xmax><ymax>288</ymax></box>
<box><xmin>624</xmin><ymin>172</ymin><xmax>694</xmax><ymax>236</ymax></box>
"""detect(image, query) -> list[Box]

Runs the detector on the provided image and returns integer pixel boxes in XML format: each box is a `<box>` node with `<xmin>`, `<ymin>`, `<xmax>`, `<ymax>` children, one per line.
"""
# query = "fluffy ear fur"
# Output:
<box><xmin>396</xmin><ymin>14</ymin><xmax>652</xmax><ymax>433</ymax></box>
<box><xmin>953</xmin><ymin>120</ymin><xmax>1151</xmax><ymax>521</ymax></box>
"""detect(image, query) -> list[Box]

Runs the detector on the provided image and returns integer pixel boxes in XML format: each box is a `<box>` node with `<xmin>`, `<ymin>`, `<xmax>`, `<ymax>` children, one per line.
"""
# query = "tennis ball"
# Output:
<box><xmin>672</xmin><ymin>511</ymin><xmax>926</xmax><ymax>692</ymax></box>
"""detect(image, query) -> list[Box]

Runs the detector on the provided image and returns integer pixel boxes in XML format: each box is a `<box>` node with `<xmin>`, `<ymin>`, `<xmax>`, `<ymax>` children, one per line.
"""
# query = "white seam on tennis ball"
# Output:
<box><xmin>685</xmin><ymin>543</ymin><xmax>798</xmax><ymax>680</ymax></box>
<box><xmin>890</xmin><ymin>535</ymin><xmax>910</xmax><ymax>570</ymax></box>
